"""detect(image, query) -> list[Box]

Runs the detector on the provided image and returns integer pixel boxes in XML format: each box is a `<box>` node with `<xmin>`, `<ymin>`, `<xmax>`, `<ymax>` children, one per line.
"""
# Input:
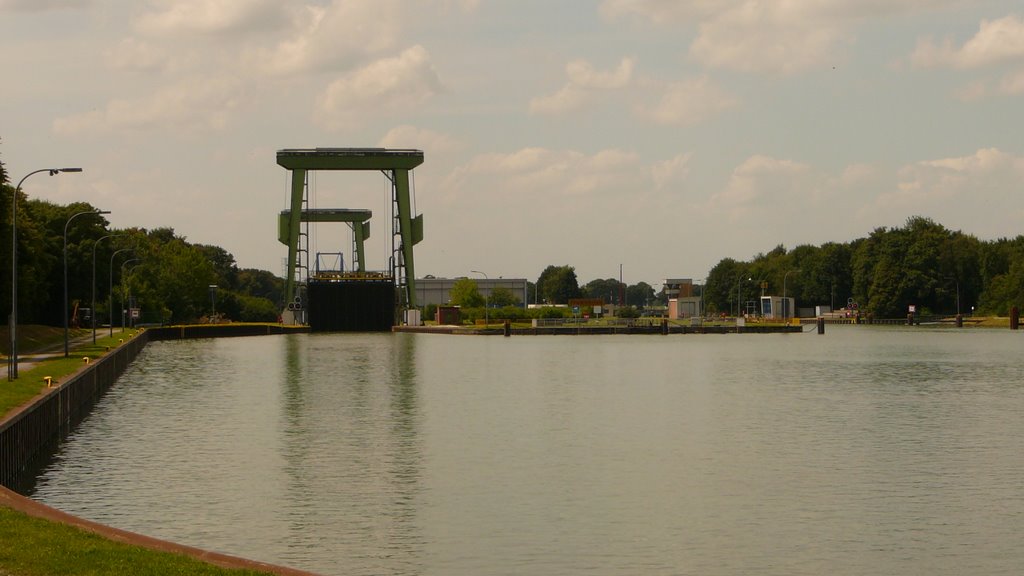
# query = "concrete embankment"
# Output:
<box><xmin>0</xmin><ymin>324</ymin><xmax>318</xmax><ymax>576</ymax></box>
<box><xmin>394</xmin><ymin>323</ymin><xmax>803</xmax><ymax>335</ymax></box>
<box><xmin>0</xmin><ymin>331</ymin><xmax>148</xmax><ymax>488</ymax></box>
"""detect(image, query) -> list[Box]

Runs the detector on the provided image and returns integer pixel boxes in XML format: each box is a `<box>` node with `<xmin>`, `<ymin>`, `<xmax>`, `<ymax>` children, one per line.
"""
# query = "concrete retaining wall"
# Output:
<box><xmin>0</xmin><ymin>332</ymin><xmax>148</xmax><ymax>489</ymax></box>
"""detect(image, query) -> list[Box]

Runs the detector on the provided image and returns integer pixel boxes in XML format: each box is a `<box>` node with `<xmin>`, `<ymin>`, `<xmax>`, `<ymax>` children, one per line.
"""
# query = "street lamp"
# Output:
<box><xmin>783</xmin><ymin>269</ymin><xmax>801</xmax><ymax>322</ymax></box>
<box><xmin>109</xmin><ymin>248</ymin><xmax>133</xmax><ymax>337</ymax></box>
<box><xmin>65</xmin><ymin>209</ymin><xmax>110</xmax><ymax>356</ymax></box>
<box><xmin>121</xmin><ymin>258</ymin><xmax>142</xmax><ymax>330</ymax></box>
<box><xmin>471</xmin><ymin>270</ymin><xmax>488</xmax><ymax>326</ymax></box>
<box><xmin>696</xmin><ymin>278</ymin><xmax>706</xmax><ymax>320</ymax></box>
<box><xmin>735</xmin><ymin>274</ymin><xmax>751</xmax><ymax>318</ymax></box>
<box><xmin>209</xmin><ymin>284</ymin><xmax>218</xmax><ymax>322</ymax></box>
<box><xmin>8</xmin><ymin>167</ymin><xmax>82</xmax><ymax>380</ymax></box>
<box><xmin>92</xmin><ymin>234</ymin><xmax>125</xmax><ymax>344</ymax></box>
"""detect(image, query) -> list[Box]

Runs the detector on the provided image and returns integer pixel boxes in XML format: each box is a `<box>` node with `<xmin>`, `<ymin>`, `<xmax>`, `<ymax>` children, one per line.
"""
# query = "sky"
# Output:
<box><xmin>2</xmin><ymin>0</ymin><xmax>1023</xmax><ymax>289</ymax></box>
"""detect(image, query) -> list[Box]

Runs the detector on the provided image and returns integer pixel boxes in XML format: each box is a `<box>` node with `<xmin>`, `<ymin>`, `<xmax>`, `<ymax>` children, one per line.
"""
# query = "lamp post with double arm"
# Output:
<box><xmin>92</xmin><ymin>234</ymin><xmax>125</xmax><ymax>344</ymax></box>
<box><xmin>65</xmin><ymin>209</ymin><xmax>110</xmax><ymax>356</ymax></box>
<box><xmin>8</xmin><ymin>167</ymin><xmax>82</xmax><ymax>380</ymax></box>
<box><xmin>471</xmin><ymin>270</ymin><xmax>489</xmax><ymax>326</ymax></box>
<box><xmin>109</xmin><ymin>248</ymin><xmax>134</xmax><ymax>337</ymax></box>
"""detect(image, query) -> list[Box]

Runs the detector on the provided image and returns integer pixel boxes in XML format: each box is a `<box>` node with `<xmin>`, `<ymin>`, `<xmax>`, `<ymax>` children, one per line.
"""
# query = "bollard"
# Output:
<box><xmin>866</xmin><ymin>313</ymin><xmax>874</xmax><ymax>325</ymax></box>
<box><xmin>503</xmin><ymin>320</ymin><xmax>511</xmax><ymax>337</ymax></box>
<box><xmin>1011</xmin><ymin>306</ymin><xmax>1020</xmax><ymax>330</ymax></box>
<box><xmin>907</xmin><ymin>313</ymin><xmax>914</xmax><ymax>326</ymax></box>
<box><xmin>956</xmin><ymin>314</ymin><xmax>963</xmax><ymax>328</ymax></box>
<box><xmin>817</xmin><ymin>317</ymin><xmax>825</xmax><ymax>335</ymax></box>
<box><xmin>661</xmin><ymin>319</ymin><xmax>669</xmax><ymax>335</ymax></box>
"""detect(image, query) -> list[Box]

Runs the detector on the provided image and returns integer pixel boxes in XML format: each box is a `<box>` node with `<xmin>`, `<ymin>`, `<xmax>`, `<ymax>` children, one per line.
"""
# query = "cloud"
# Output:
<box><xmin>602</xmin><ymin>0</ymin><xmax>959</xmax><ymax>75</ymax></box>
<box><xmin>105</xmin><ymin>37</ymin><xmax>170</xmax><ymax>72</ymax></box>
<box><xmin>690</xmin><ymin>4</ymin><xmax>849</xmax><ymax>75</ymax></box>
<box><xmin>651</xmin><ymin>153</ymin><xmax>692</xmax><ymax>189</ymax></box>
<box><xmin>598</xmin><ymin>0</ymin><xmax>720</xmax><ymax>23</ymax></box>
<box><xmin>317</xmin><ymin>45</ymin><xmax>443</xmax><ymax>129</ymax></box>
<box><xmin>445</xmin><ymin>147</ymin><xmax>651</xmax><ymax>203</ymax></box>
<box><xmin>127</xmin><ymin>1</ymin><xmax>402</xmax><ymax>77</ymax></box>
<box><xmin>912</xmin><ymin>14</ymin><xmax>1024</xmax><ymax>69</ymax></box>
<box><xmin>530</xmin><ymin>58</ymin><xmax>634</xmax><ymax>115</ymax></box>
<box><xmin>379</xmin><ymin>125</ymin><xmax>461</xmax><ymax>156</ymax></box>
<box><xmin>53</xmin><ymin>76</ymin><xmax>243</xmax><ymax>135</ymax></box>
<box><xmin>134</xmin><ymin>0</ymin><xmax>296</xmax><ymax>36</ymax></box>
<box><xmin>709</xmin><ymin>155</ymin><xmax>814</xmax><ymax>220</ymax></box>
<box><xmin>255</xmin><ymin>1</ymin><xmax>400</xmax><ymax>75</ymax></box>
<box><xmin>0</xmin><ymin>0</ymin><xmax>90</xmax><ymax>11</ymax></box>
<box><xmin>636</xmin><ymin>76</ymin><xmax>737</xmax><ymax>125</ymax></box>
<box><xmin>861</xmin><ymin>148</ymin><xmax>1024</xmax><ymax>230</ymax></box>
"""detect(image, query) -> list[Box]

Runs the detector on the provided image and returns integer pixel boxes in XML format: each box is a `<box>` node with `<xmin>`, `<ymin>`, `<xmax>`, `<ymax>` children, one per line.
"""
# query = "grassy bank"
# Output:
<box><xmin>1</xmin><ymin>327</ymin><xmax>136</xmax><ymax>418</ymax></box>
<box><xmin>0</xmin><ymin>507</ymin><xmax>274</xmax><ymax>576</ymax></box>
<box><xmin>1</xmin><ymin>325</ymin><xmax>305</xmax><ymax>576</ymax></box>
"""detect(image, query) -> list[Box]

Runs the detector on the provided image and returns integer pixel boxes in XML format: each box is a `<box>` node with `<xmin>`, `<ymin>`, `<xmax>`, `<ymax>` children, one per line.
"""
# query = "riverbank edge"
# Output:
<box><xmin>0</xmin><ymin>323</ymin><xmax>319</xmax><ymax>576</ymax></box>
<box><xmin>393</xmin><ymin>323</ymin><xmax>804</xmax><ymax>335</ymax></box>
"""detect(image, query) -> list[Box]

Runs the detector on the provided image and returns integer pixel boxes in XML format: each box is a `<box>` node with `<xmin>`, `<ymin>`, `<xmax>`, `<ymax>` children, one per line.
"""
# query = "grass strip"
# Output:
<box><xmin>0</xmin><ymin>506</ymin><xmax>274</xmax><ymax>576</ymax></box>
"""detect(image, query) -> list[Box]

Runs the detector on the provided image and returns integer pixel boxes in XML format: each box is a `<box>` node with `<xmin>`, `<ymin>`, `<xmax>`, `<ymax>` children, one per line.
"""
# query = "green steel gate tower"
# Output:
<box><xmin>276</xmin><ymin>148</ymin><xmax>424</xmax><ymax>323</ymax></box>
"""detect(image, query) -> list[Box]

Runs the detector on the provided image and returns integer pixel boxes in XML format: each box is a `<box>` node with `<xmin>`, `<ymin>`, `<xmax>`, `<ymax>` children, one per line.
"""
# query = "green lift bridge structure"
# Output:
<box><xmin>276</xmin><ymin>148</ymin><xmax>424</xmax><ymax>327</ymax></box>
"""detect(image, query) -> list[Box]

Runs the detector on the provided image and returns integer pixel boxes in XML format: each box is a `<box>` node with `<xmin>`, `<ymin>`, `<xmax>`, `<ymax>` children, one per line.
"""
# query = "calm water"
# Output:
<box><xmin>29</xmin><ymin>327</ymin><xmax>1024</xmax><ymax>575</ymax></box>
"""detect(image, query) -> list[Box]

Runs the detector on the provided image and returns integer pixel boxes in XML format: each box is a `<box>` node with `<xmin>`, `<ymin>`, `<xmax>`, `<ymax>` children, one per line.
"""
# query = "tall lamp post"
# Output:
<box><xmin>783</xmin><ymin>269</ymin><xmax>801</xmax><ymax>322</ymax></box>
<box><xmin>65</xmin><ymin>209</ymin><xmax>110</xmax><ymax>356</ymax></box>
<box><xmin>735</xmin><ymin>274</ymin><xmax>751</xmax><ymax>318</ymax></box>
<box><xmin>209</xmin><ymin>284</ymin><xmax>218</xmax><ymax>322</ymax></box>
<box><xmin>109</xmin><ymin>248</ymin><xmax>133</xmax><ymax>337</ymax></box>
<box><xmin>471</xmin><ymin>270</ymin><xmax>488</xmax><ymax>326</ymax></box>
<box><xmin>92</xmin><ymin>234</ymin><xmax>125</xmax><ymax>344</ymax></box>
<box><xmin>8</xmin><ymin>167</ymin><xmax>82</xmax><ymax>380</ymax></box>
<box><xmin>121</xmin><ymin>260</ymin><xmax>142</xmax><ymax>332</ymax></box>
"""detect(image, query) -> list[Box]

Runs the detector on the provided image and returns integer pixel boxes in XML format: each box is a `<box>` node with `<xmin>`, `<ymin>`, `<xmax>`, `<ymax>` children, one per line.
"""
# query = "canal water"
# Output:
<box><xmin>27</xmin><ymin>327</ymin><xmax>1024</xmax><ymax>575</ymax></box>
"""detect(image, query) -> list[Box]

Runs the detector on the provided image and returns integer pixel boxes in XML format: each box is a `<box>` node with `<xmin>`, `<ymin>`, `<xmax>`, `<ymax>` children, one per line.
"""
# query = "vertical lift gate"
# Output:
<box><xmin>276</xmin><ymin>148</ymin><xmax>424</xmax><ymax>327</ymax></box>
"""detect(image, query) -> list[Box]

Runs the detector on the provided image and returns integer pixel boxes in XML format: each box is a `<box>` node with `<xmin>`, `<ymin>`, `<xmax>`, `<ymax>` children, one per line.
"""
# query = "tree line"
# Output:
<box><xmin>704</xmin><ymin>216</ymin><xmax>1024</xmax><ymax>317</ymax></box>
<box><xmin>2</xmin><ymin>160</ymin><xmax>282</xmax><ymax>328</ymax></box>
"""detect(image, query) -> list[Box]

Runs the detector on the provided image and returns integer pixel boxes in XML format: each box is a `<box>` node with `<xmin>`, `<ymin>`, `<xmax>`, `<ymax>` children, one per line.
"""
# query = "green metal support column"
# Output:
<box><xmin>394</xmin><ymin>169</ymin><xmax>417</xmax><ymax>308</ymax></box>
<box><xmin>353</xmin><ymin>221</ymin><xmax>369</xmax><ymax>273</ymax></box>
<box><xmin>284</xmin><ymin>169</ymin><xmax>306</xmax><ymax>305</ymax></box>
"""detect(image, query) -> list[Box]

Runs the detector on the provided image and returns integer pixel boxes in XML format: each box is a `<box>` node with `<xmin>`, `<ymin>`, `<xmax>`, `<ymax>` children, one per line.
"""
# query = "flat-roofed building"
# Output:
<box><xmin>416</xmin><ymin>277</ymin><xmax>529</xmax><ymax>307</ymax></box>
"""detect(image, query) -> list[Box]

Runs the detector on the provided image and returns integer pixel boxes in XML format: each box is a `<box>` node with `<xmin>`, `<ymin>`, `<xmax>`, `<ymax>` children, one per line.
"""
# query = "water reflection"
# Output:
<box><xmin>277</xmin><ymin>333</ymin><xmax>425</xmax><ymax>576</ymax></box>
<box><xmin>27</xmin><ymin>327</ymin><xmax>1024</xmax><ymax>576</ymax></box>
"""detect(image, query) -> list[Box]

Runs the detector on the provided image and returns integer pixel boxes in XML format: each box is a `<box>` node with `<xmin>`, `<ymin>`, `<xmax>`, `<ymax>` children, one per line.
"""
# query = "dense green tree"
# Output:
<box><xmin>449</xmin><ymin>278</ymin><xmax>484</xmax><ymax>307</ymax></box>
<box><xmin>237</xmin><ymin>268</ymin><xmax>284</xmax><ymax>305</ymax></box>
<box><xmin>488</xmin><ymin>286</ymin><xmax>520</xmax><ymax>307</ymax></box>
<box><xmin>537</xmin><ymin>265</ymin><xmax>581</xmax><ymax>304</ymax></box>
<box><xmin>705</xmin><ymin>258</ymin><xmax>745</xmax><ymax>314</ymax></box>
<box><xmin>626</xmin><ymin>282</ymin><xmax>656</xmax><ymax>307</ymax></box>
<box><xmin>582</xmin><ymin>278</ymin><xmax>624</xmax><ymax>303</ymax></box>
<box><xmin>196</xmin><ymin>244</ymin><xmax>239</xmax><ymax>289</ymax></box>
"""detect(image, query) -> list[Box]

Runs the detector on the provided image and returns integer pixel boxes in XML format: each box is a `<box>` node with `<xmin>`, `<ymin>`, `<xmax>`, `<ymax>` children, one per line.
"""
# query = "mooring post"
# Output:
<box><xmin>817</xmin><ymin>317</ymin><xmax>825</xmax><ymax>335</ymax></box>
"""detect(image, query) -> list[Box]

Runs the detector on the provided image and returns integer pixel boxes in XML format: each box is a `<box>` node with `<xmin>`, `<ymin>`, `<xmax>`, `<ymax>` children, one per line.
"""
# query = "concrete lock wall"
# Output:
<box><xmin>0</xmin><ymin>333</ymin><xmax>148</xmax><ymax>490</ymax></box>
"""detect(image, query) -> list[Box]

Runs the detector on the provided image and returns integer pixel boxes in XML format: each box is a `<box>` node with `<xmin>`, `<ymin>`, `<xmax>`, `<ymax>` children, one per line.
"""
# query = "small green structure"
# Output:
<box><xmin>278</xmin><ymin>208</ymin><xmax>372</xmax><ymax>272</ymax></box>
<box><xmin>276</xmin><ymin>148</ymin><xmax>424</xmax><ymax>324</ymax></box>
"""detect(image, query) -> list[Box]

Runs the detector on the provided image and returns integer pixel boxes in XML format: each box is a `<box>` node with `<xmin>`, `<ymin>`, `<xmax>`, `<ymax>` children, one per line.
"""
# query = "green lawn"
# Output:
<box><xmin>1</xmin><ymin>327</ymin><xmax>136</xmax><ymax>418</ymax></box>
<box><xmin>0</xmin><ymin>507</ymin><xmax>275</xmax><ymax>576</ymax></box>
<box><xmin>1</xmin><ymin>326</ymin><xmax>289</xmax><ymax>575</ymax></box>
